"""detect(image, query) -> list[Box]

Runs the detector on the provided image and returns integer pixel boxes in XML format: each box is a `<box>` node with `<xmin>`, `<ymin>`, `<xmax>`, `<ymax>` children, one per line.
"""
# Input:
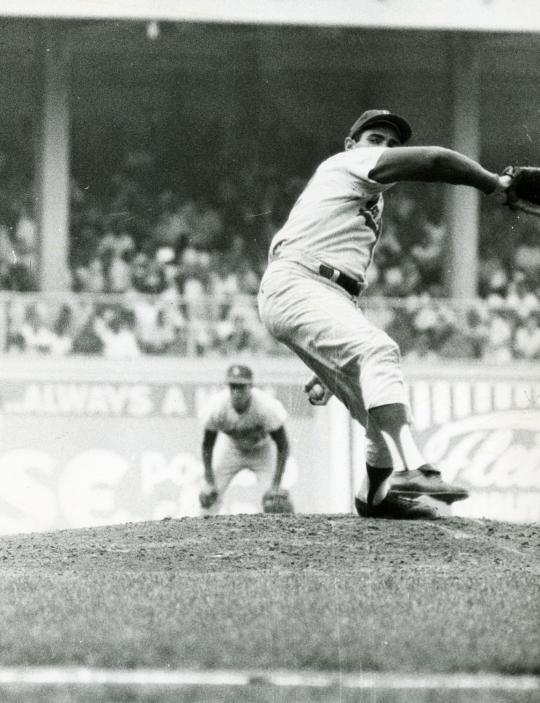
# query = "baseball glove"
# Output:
<box><xmin>262</xmin><ymin>487</ymin><xmax>294</xmax><ymax>514</ymax></box>
<box><xmin>501</xmin><ymin>166</ymin><xmax>540</xmax><ymax>215</ymax></box>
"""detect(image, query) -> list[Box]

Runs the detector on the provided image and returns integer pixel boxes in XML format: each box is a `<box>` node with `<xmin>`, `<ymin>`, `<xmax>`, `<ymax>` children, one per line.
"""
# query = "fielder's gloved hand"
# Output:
<box><xmin>262</xmin><ymin>487</ymin><xmax>294</xmax><ymax>514</ymax></box>
<box><xmin>304</xmin><ymin>374</ymin><xmax>333</xmax><ymax>406</ymax></box>
<box><xmin>499</xmin><ymin>166</ymin><xmax>540</xmax><ymax>215</ymax></box>
<box><xmin>199</xmin><ymin>484</ymin><xmax>219</xmax><ymax>509</ymax></box>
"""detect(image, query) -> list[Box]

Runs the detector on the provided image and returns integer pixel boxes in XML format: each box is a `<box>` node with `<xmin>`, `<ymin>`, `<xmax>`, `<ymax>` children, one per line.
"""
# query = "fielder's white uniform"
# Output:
<box><xmin>258</xmin><ymin>146</ymin><xmax>406</xmax><ymax>467</ymax></box>
<box><xmin>202</xmin><ymin>387</ymin><xmax>288</xmax><ymax>513</ymax></box>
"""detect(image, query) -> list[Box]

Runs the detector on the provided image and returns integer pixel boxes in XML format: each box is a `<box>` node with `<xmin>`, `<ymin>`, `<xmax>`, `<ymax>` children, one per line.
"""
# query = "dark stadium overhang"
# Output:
<box><xmin>1</xmin><ymin>2</ymin><xmax>538</xmax><ymax>297</ymax></box>
<box><xmin>1</xmin><ymin>0</ymin><xmax>540</xmax><ymax>34</ymax></box>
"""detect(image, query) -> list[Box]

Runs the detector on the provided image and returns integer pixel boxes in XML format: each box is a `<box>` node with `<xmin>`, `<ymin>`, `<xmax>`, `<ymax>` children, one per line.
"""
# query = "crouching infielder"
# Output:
<box><xmin>199</xmin><ymin>364</ymin><xmax>294</xmax><ymax>514</ymax></box>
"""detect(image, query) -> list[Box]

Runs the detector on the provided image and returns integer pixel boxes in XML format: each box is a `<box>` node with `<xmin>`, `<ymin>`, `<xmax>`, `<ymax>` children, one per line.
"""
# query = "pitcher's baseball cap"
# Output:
<box><xmin>226</xmin><ymin>364</ymin><xmax>253</xmax><ymax>385</ymax></box>
<box><xmin>348</xmin><ymin>109</ymin><xmax>412</xmax><ymax>144</ymax></box>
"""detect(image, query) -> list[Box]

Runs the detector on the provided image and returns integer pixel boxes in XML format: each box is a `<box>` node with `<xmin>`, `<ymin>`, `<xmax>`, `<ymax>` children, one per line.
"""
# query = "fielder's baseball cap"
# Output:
<box><xmin>348</xmin><ymin>109</ymin><xmax>412</xmax><ymax>144</ymax></box>
<box><xmin>226</xmin><ymin>364</ymin><xmax>253</xmax><ymax>385</ymax></box>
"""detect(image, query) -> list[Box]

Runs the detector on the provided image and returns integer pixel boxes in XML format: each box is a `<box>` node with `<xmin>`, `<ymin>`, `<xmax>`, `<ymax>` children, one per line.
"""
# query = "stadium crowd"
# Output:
<box><xmin>1</xmin><ymin>143</ymin><xmax>539</xmax><ymax>361</ymax></box>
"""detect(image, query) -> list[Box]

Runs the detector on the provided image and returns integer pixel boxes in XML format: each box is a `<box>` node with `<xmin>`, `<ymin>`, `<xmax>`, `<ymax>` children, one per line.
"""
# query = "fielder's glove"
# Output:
<box><xmin>199</xmin><ymin>485</ymin><xmax>219</xmax><ymax>509</ymax></box>
<box><xmin>500</xmin><ymin>166</ymin><xmax>540</xmax><ymax>215</ymax></box>
<box><xmin>262</xmin><ymin>487</ymin><xmax>294</xmax><ymax>514</ymax></box>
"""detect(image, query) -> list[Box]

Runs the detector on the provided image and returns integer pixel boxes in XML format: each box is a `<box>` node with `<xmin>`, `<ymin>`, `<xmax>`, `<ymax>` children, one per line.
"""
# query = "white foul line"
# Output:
<box><xmin>0</xmin><ymin>668</ymin><xmax>537</xmax><ymax>691</ymax></box>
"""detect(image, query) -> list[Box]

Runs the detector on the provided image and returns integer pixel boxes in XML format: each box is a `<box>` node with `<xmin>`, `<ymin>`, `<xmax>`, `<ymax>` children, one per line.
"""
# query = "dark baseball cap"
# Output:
<box><xmin>348</xmin><ymin>109</ymin><xmax>412</xmax><ymax>144</ymax></box>
<box><xmin>226</xmin><ymin>364</ymin><xmax>253</xmax><ymax>385</ymax></box>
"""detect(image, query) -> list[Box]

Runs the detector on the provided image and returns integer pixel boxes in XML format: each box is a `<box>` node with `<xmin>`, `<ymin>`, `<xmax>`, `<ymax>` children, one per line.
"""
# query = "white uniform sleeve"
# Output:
<box><xmin>261</xmin><ymin>396</ymin><xmax>288</xmax><ymax>433</ymax></box>
<box><xmin>342</xmin><ymin>146</ymin><xmax>391</xmax><ymax>185</ymax></box>
<box><xmin>201</xmin><ymin>392</ymin><xmax>224</xmax><ymax>431</ymax></box>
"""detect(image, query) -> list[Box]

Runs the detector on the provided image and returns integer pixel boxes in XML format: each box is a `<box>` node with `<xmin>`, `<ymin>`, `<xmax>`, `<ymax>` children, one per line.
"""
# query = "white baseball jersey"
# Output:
<box><xmin>269</xmin><ymin>146</ymin><xmax>394</xmax><ymax>282</ymax></box>
<box><xmin>202</xmin><ymin>388</ymin><xmax>287</xmax><ymax>452</ymax></box>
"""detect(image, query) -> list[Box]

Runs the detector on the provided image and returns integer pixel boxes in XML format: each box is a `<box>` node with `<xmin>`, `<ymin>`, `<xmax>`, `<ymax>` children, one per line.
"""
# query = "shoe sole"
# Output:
<box><xmin>388</xmin><ymin>488</ymin><xmax>469</xmax><ymax>504</ymax></box>
<box><xmin>354</xmin><ymin>498</ymin><xmax>439</xmax><ymax>520</ymax></box>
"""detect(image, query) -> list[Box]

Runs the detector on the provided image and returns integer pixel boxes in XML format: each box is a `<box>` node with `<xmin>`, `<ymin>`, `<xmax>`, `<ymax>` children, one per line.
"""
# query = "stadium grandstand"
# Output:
<box><xmin>0</xmin><ymin>0</ymin><xmax>538</xmax><ymax>529</ymax></box>
<box><xmin>0</xmin><ymin>2</ymin><xmax>539</xmax><ymax>361</ymax></box>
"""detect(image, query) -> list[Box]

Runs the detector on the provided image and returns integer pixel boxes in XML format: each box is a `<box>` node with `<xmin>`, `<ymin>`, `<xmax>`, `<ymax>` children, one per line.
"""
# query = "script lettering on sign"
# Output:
<box><xmin>409</xmin><ymin>378</ymin><xmax>540</xmax><ymax>522</ymax></box>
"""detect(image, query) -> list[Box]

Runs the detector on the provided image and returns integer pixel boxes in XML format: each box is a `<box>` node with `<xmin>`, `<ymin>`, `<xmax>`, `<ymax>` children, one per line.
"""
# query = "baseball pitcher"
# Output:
<box><xmin>258</xmin><ymin>109</ymin><xmax>536</xmax><ymax>520</ymax></box>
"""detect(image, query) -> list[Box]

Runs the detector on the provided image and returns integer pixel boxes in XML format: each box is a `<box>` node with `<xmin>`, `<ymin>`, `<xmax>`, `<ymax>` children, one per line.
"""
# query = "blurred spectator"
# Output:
<box><xmin>371</xmin><ymin>220</ymin><xmax>402</xmax><ymax>276</ymax></box>
<box><xmin>49</xmin><ymin>304</ymin><xmax>74</xmax><ymax>356</ymax></box>
<box><xmin>190</xmin><ymin>318</ymin><xmax>213</xmax><ymax>357</ymax></box>
<box><xmin>0</xmin><ymin>197</ymin><xmax>38</xmax><ymax>291</ymax></box>
<box><xmin>213</xmin><ymin>308</ymin><xmax>261</xmax><ymax>356</ymax></box>
<box><xmin>410</xmin><ymin>217</ymin><xmax>445</xmax><ymax>288</ymax></box>
<box><xmin>161</xmin><ymin>306</ymin><xmax>190</xmax><ymax>355</ymax></box>
<box><xmin>461</xmin><ymin>305</ymin><xmax>490</xmax><ymax>358</ymax></box>
<box><xmin>70</xmin><ymin>223</ymin><xmax>102</xmax><ymax>273</ymax></box>
<box><xmin>175</xmin><ymin>247</ymin><xmax>209</xmax><ymax>296</ymax></box>
<box><xmin>102</xmin><ymin>248</ymin><xmax>132</xmax><ymax>294</ymax></box>
<box><xmin>0</xmin><ymin>223</ymin><xmax>13</xmax><ymax>265</ymax></box>
<box><xmin>0</xmin><ymin>125</ymin><xmax>539</xmax><ymax>366</ymax></box>
<box><xmin>71</xmin><ymin>311</ymin><xmax>103</xmax><ymax>355</ymax></box>
<box><xmin>19</xmin><ymin>304</ymin><xmax>56</xmax><ymax>354</ymax></box>
<box><xmin>97</xmin><ymin>215</ymin><xmax>136</xmax><ymax>260</ymax></box>
<box><xmin>189</xmin><ymin>194</ymin><xmax>225</xmax><ymax>253</ymax></box>
<box><xmin>482</xmin><ymin>309</ymin><xmax>514</xmax><ymax>363</ymax></box>
<box><xmin>396</xmin><ymin>256</ymin><xmax>422</xmax><ymax>297</ymax></box>
<box><xmin>437</xmin><ymin>318</ymin><xmax>477</xmax><ymax>359</ymax></box>
<box><xmin>152</xmin><ymin>307</ymin><xmax>188</xmax><ymax>355</ymax></box>
<box><xmin>175</xmin><ymin>247</ymin><xmax>214</xmax><ymax>327</ymax></box>
<box><xmin>379</xmin><ymin>266</ymin><xmax>406</xmax><ymax>298</ymax></box>
<box><xmin>131</xmin><ymin>253</ymin><xmax>167</xmax><ymax>295</ymax></box>
<box><xmin>210</xmin><ymin>237</ymin><xmax>260</xmax><ymax>298</ymax></box>
<box><xmin>505</xmin><ymin>272</ymin><xmax>539</xmax><ymax>321</ymax></box>
<box><xmin>1</xmin><ymin>261</ymin><xmax>37</xmax><ymax>291</ymax></box>
<box><xmin>513</xmin><ymin>312</ymin><xmax>540</xmax><ymax>360</ymax></box>
<box><xmin>386</xmin><ymin>191</ymin><xmax>418</xmax><ymax>248</ymax></box>
<box><xmin>513</xmin><ymin>225</ymin><xmax>540</xmax><ymax>283</ymax></box>
<box><xmin>13</xmin><ymin>197</ymin><xmax>37</xmax><ymax>275</ymax></box>
<box><xmin>383</xmin><ymin>305</ymin><xmax>416</xmax><ymax>356</ymax></box>
<box><xmin>403</xmin><ymin>332</ymin><xmax>439</xmax><ymax>362</ymax></box>
<box><xmin>74</xmin><ymin>257</ymin><xmax>106</xmax><ymax>293</ymax></box>
<box><xmin>131</xmin><ymin>293</ymin><xmax>160</xmax><ymax>353</ymax></box>
<box><xmin>6</xmin><ymin>297</ymin><xmax>28</xmax><ymax>353</ymax></box>
<box><xmin>152</xmin><ymin>190</ymin><xmax>197</xmax><ymax>251</ymax></box>
<box><xmin>221</xmin><ymin>312</ymin><xmax>259</xmax><ymax>354</ymax></box>
<box><xmin>93</xmin><ymin>307</ymin><xmax>140</xmax><ymax>359</ymax></box>
<box><xmin>411</xmin><ymin>296</ymin><xmax>439</xmax><ymax>341</ymax></box>
<box><xmin>479</xmin><ymin>256</ymin><xmax>510</xmax><ymax>302</ymax></box>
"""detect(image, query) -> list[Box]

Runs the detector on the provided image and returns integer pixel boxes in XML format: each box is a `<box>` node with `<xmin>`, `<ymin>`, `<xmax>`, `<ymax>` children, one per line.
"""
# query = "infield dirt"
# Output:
<box><xmin>0</xmin><ymin>514</ymin><xmax>537</xmax><ymax>702</ymax></box>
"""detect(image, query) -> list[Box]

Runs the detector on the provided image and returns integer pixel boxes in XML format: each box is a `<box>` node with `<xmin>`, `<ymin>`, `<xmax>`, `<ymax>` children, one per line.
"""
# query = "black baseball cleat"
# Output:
<box><xmin>388</xmin><ymin>464</ymin><xmax>469</xmax><ymax>504</ymax></box>
<box><xmin>354</xmin><ymin>494</ymin><xmax>439</xmax><ymax>520</ymax></box>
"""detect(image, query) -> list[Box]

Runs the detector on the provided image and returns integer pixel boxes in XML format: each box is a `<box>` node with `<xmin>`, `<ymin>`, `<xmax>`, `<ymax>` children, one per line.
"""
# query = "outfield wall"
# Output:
<box><xmin>0</xmin><ymin>356</ymin><xmax>538</xmax><ymax>533</ymax></box>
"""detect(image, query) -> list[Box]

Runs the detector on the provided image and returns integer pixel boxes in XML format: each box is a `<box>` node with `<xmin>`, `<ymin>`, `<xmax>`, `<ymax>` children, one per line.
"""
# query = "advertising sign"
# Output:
<box><xmin>410</xmin><ymin>374</ymin><xmax>540</xmax><ymax>522</ymax></box>
<box><xmin>0</xmin><ymin>359</ymin><xmax>338</xmax><ymax>534</ymax></box>
<box><xmin>1</xmin><ymin>358</ymin><xmax>538</xmax><ymax>532</ymax></box>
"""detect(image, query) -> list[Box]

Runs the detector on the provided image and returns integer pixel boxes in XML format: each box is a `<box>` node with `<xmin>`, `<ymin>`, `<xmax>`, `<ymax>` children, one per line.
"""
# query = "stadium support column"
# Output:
<box><xmin>34</xmin><ymin>22</ymin><xmax>70</xmax><ymax>291</ymax></box>
<box><xmin>447</xmin><ymin>34</ymin><xmax>481</xmax><ymax>299</ymax></box>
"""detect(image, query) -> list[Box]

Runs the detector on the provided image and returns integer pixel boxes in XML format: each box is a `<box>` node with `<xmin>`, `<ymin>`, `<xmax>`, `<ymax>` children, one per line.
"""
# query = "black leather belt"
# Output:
<box><xmin>319</xmin><ymin>264</ymin><xmax>362</xmax><ymax>297</ymax></box>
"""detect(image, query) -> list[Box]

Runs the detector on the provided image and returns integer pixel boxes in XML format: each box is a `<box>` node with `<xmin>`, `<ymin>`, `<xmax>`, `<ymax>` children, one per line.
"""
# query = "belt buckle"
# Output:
<box><xmin>320</xmin><ymin>264</ymin><xmax>360</xmax><ymax>297</ymax></box>
<box><xmin>319</xmin><ymin>263</ymin><xmax>338</xmax><ymax>281</ymax></box>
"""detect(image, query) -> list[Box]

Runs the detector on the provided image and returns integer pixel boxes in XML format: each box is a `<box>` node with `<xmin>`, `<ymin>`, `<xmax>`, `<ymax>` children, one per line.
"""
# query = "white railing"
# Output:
<box><xmin>0</xmin><ymin>291</ymin><xmax>537</xmax><ymax>362</ymax></box>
